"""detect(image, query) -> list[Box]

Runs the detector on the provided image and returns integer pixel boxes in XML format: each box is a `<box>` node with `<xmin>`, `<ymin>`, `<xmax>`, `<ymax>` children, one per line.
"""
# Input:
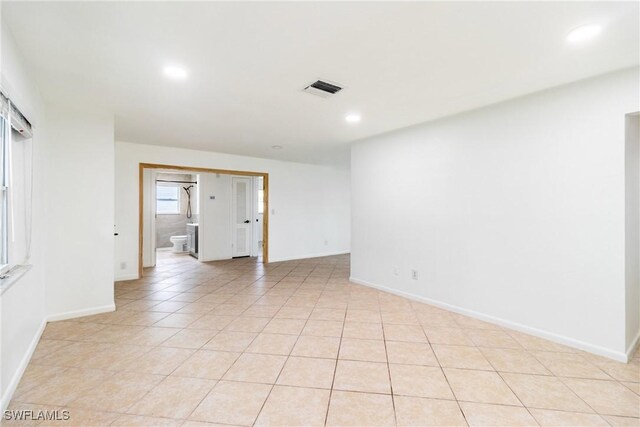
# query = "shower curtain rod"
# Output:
<box><xmin>156</xmin><ymin>179</ymin><xmax>198</xmax><ymax>184</ymax></box>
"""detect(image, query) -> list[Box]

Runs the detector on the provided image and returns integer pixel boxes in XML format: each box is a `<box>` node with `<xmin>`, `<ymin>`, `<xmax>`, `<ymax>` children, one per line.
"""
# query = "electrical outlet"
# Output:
<box><xmin>393</xmin><ymin>266</ymin><xmax>399</xmax><ymax>276</ymax></box>
<box><xmin>324</xmin><ymin>240</ymin><xmax>328</xmax><ymax>246</ymax></box>
<box><xmin>120</xmin><ymin>262</ymin><xmax>127</xmax><ymax>270</ymax></box>
<box><xmin>411</xmin><ymin>270</ymin><xmax>418</xmax><ymax>280</ymax></box>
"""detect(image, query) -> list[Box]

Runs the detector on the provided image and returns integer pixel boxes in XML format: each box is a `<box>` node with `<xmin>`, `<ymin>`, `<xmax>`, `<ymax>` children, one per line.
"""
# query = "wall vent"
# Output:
<box><xmin>303</xmin><ymin>79</ymin><xmax>343</xmax><ymax>98</ymax></box>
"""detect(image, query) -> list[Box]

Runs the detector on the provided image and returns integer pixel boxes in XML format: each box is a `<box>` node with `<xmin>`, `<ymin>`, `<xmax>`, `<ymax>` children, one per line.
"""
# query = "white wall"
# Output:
<box><xmin>625</xmin><ymin>113</ymin><xmax>640</xmax><ymax>352</ymax></box>
<box><xmin>1</xmin><ymin>20</ymin><xmax>116</xmax><ymax>408</ymax></box>
<box><xmin>115</xmin><ymin>142</ymin><xmax>350</xmax><ymax>280</ymax></box>
<box><xmin>351</xmin><ymin>68</ymin><xmax>640</xmax><ymax>361</ymax></box>
<box><xmin>42</xmin><ymin>105</ymin><xmax>115</xmax><ymax>319</ymax></box>
<box><xmin>0</xmin><ymin>20</ymin><xmax>47</xmax><ymax>410</ymax></box>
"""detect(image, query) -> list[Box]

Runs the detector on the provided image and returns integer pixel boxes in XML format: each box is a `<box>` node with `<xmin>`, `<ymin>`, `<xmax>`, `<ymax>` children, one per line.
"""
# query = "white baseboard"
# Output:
<box><xmin>626</xmin><ymin>329</ymin><xmax>640</xmax><ymax>361</ymax></box>
<box><xmin>47</xmin><ymin>303</ymin><xmax>116</xmax><ymax>322</ymax></box>
<box><xmin>115</xmin><ymin>273</ymin><xmax>140</xmax><ymax>282</ymax></box>
<box><xmin>1</xmin><ymin>319</ymin><xmax>46</xmax><ymax>411</ymax></box>
<box><xmin>350</xmin><ymin>276</ymin><xmax>628</xmax><ymax>362</ymax></box>
<box><xmin>269</xmin><ymin>251</ymin><xmax>350</xmax><ymax>263</ymax></box>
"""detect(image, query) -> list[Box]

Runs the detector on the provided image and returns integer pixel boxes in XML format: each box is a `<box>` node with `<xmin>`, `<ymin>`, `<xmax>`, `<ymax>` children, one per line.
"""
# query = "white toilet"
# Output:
<box><xmin>169</xmin><ymin>235</ymin><xmax>188</xmax><ymax>253</ymax></box>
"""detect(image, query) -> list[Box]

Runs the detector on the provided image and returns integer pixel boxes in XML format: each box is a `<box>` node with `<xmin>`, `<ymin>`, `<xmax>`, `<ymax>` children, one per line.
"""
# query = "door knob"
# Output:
<box><xmin>244</xmin><ymin>220</ymin><xmax>250</xmax><ymax>223</ymax></box>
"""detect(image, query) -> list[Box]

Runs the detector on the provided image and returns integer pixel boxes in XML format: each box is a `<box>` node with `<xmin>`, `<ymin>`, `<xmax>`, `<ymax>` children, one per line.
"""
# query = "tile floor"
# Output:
<box><xmin>6</xmin><ymin>253</ymin><xmax>640</xmax><ymax>426</ymax></box>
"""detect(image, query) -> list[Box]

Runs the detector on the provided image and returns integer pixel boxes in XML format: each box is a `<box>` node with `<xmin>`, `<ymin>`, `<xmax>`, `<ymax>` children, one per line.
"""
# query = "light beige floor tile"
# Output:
<box><xmin>345</xmin><ymin>309</ymin><xmax>382</xmax><ymax>323</ymax></box>
<box><xmin>604</xmin><ymin>415</ymin><xmax>640</xmax><ymax>426</ymax></box>
<box><xmin>255</xmin><ymin>385</ymin><xmax>330</xmax><ymax>427</ymax></box>
<box><xmin>342</xmin><ymin>321</ymin><xmax>384</xmax><ymax>340</ymax></box>
<box><xmin>160</xmin><ymin>328</ymin><xmax>218</xmax><ymax>349</ymax></box>
<box><xmin>623</xmin><ymin>381</ymin><xmax>640</xmax><ymax>395</ymax></box>
<box><xmin>30</xmin><ymin>339</ymin><xmax>75</xmax><ymax>362</ymax></box>
<box><xmin>310</xmin><ymin>308</ymin><xmax>346</xmax><ymax>321</ymax></box>
<box><xmin>153</xmin><ymin>313</ymin><xmax>203</xmax><ymax>328</ymax></box>
<box><xmin>394</xmin><ymin>395</ymin><xmax>466</xmax><ymax>426</ymax></box>
<box><xmin>111</xmin><ymin>414</ymin><xmax>184</xmax><ymax>426</ymax></box>
<box><xmin>17</xmin><ymin>368</ymin><xmax>112</xmax><ymax>406</ymax></box>
<box><xmin>189</xmin><ymin>381</ymin><xmax>271</xmax><ymax>426</ymax></box>
<box><xmin>509</xmin><ymin>331</ymin><xmax>576</xmax><ymax>353</ymax></box>
<box><xmin>172</xmin><ymin>349</ymin><xmax>240</xmax><ymax>379</ymax></box>
<box><xmin>433</xmin><ymin>344</ymin><xmax>494</xmax><ymax>370</ymax></box>
<box><xmin>118</xmin><ymin>311</ymin><xmax>170</xmax><ymax>326</ymax></box>
<box><xmin>60</xmin><ymin>408</ymin><xmax>122</xmax><ymax>426</ymax></box>
<box><xmin>301</xmin><ymin>320</ymin><xmax>344</xmax><ymax>337</ymax></box>
<box><xmin>20</xmin><ymin>254</ymin><xmax>639</xmax><ymax>427</ymax></box>
<box><xmin>222</xmin><ymin>353</ymin><xmax>287</xmax><ymax>384</ymax></box>
<box><xmin>127</xmin><ymin>376</ymin><xmax>216</xmax><ymax>419</ymax></box>
<box><xmin>453</xmin><ymin>316</ymin><xmax>502</xmax><ymax>331</ymax></box>
<box><xmin>326</xmin><ymin>391</ymin><xmax>395</xmax><ymax>427</ymax></box>
<box><xmin>70</xmin><ymin>371</ymin><xmax>164</xmax><ymax>412</ymax></box>
<box><xmin>444</xmin><ymin>368</ymin><xmax>521</xmax><ymax>405</ymax></box>
<box><xmin>275</xmin><ymin>306</ymin><xmax>313</xmax><ymax>320</ymax></box>
<box><xmin>384</xmin><ymin>324</ymin><xmax>428</xmax><ymax>343</ymax></box>
<box><xmin>480</xmin><ymin>348</ymin><xmax>551</xmax><ymax>375</ymax></box>
<box><xmin>262</xmin><ymin>318</ymin><xmax>306</xmax><ymax>335</ymax></box>
<box><xmin>121</xmin><ymin>347</ymin><xmax>194</xmax><ymax>375</ymax></box>
<box><xmin>12</xmin><ymin>365</ymin><xmax>67</xmax><ymax>398</ymax></box>
<box><xmin>386</xmin><ymin>341</ymin><xmax>438</xmax><ymax>366</ymax></box>
<box><xmin>502</xmin><ymin>372</ymin><xmax>593</xmax><ymax>413</ymax></box>
<box><xmin>459</xmin><ymin>401</ymin><xmax>538</xmax><ymax>426</ymax></box>
<box><xmin>389</xmin><ymin>364</ymin><xmax>454</xmax><ymax>399</ymax></box>
<box><xmin>187</xmin><ymin>315</ymin><xmax>237</xmax><ymax>331</ymax></box>
<box><xmin>339</xmin><ymin>338</ymin><xmax>387</xmax><ymax>362</ymax></box>
<box><xmin>529</xmin><ymin>408</ymin><xmax>609</xmax><ymax>426</ymax></box>
<box><xmin>424</xmin><ymin>327</ymin><xmax>474</xmax><ymax>346</ymax></box>
<box><xmin>466</xmin><ymin>329</ymin><xmax>522</xmax><ymax>349</ymax></box>
<box><xmin>532</xmin><ymin>351</ymin><xmax>611</xmax><ymax>380</ymax></box>
<box><xmin>127</xmin><ymin>327</ymin><xmax>182</xmax><ymax>346</ymax></box>
<box><xmin>291</xmin><ymin>335</ymin><xmax>340</xmax><ymax>358</ymax></box>
<box><xmin>276</xmin><ymin>356</ymin><xmax>336</xmax><ymax>389</ymax></box>
<box><xmin>563</xmin><ymin>378</ymin><xmax>640</xmax><ymax>417</ymax></box>
<box><xmin>201</xmin><ymin>331</ymin><xmax>257</xmax><ymax>352</ymax></box>
<box><xmin>333</xmin><ymin>360</ymin><xmax>391</xmax><ymax>394</ymax></box>
<box><xmin>597</xmin><ymin>362</ymin><xmax>640</xmax><ymax>383</ymax></box>
<box><xmin>245</xmin><ymin>333</ymin><xmax>298</xmax><ymax>355</ymax></box>
<box><xmin>42</xmin><ymin>321</ymin><xmax>107</xmax><ymax>341</ymax></box>
<box><xmin>381</xmin><ymin>311</ymin><xmax>420</xmax><ymax>325</ymax></box>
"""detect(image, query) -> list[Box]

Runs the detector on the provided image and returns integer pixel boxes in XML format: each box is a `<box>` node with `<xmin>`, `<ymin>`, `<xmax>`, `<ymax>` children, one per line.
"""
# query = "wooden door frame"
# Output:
<box><xmin>139</xmin><ymin>162</ymin><xmax>269</xmax><ymax>278</ymax></box>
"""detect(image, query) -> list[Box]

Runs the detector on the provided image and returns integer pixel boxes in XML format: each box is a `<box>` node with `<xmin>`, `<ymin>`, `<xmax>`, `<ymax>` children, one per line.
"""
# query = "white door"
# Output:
<box><xmin>232</xmin><ymin>177</ymin><xmax>252</xmax><ymax>257</ymax></box>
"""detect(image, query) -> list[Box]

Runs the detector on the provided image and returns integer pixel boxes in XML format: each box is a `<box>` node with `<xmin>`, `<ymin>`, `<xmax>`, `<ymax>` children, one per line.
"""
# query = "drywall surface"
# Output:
<box><xmin>351</xmin><ymin>68</ymin><xmax>639</xmax><ymax>359</ymax></box>
<box><xmin>42</xmin><ymin>105</ymin><xmax>115</xmax><ymax>318</ymax></box>
<box><xmin>115</xmin><ymin>142</ymin><xmax>350</xmax><ymax>280</ymax></box>
<box><xmin>0</xmin><ymin>21</ymin><xmax>47</xmax><ymax>409</ymax></box>
<box><xmin>625</xmin><ymin>113</ymin><xmax>640</xmax><ymax>353</ymax></box>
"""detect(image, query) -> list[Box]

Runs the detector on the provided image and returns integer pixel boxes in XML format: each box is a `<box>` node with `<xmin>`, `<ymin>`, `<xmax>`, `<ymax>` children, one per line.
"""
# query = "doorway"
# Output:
<box><xmin>139</xmin><ymin>163</ymin><xmax>269</xmax><ymax>277</ymax></box>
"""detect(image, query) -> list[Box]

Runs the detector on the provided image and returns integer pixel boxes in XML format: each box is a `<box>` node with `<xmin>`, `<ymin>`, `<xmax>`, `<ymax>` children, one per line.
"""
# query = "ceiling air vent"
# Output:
<box><xmin>303</xmin><ymin>79</ymin><xmax>343</xmax><ymax>98</ymax></box>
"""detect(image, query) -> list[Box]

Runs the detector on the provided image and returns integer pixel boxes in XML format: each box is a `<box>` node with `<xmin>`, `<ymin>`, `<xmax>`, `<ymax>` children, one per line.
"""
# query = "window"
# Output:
<box><xmin>156</xmin><ymin>184</ymin><xmax>180</xmax><ymax>214</ymax></box>
<box><xmin>0</xmin><ymin>110</ymin><xmax>8</xmax><ymax>271</ymax></box>
<box><xmin>257</xmin><ymin>177</ymin><xmax>264</xmax><ymax>214</ymax></box>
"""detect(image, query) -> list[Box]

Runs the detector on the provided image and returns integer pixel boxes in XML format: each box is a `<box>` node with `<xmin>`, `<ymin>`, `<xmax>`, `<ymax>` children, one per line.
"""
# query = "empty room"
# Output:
<box><xmin>0</xmin><ymin>1</ymin><xmax>639</xmax><ymax>426</ymax></box>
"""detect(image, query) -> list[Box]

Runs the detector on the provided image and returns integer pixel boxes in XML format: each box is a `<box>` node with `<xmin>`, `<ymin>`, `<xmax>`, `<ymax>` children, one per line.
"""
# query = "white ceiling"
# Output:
<box><xmin>3</xmin><ymin>1</ymin><xmax>639</xmax><ymax>165</ymax></box>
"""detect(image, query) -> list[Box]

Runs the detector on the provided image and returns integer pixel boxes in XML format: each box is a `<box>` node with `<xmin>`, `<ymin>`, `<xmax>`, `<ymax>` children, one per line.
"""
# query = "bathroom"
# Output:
<box><xmin>155</xmin><ymin>172</ymin><xmax>198</xmax><ymax>256</ymax></box>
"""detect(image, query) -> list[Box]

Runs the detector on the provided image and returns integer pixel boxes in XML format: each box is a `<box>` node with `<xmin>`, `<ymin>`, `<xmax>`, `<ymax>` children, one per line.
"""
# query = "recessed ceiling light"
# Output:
<box><xmin>271</xmin><ymin>145</ymin><xmax>283</xmax><ymax>150</ymax></box>
<box><xmin>163</xmin><ymin>65</ymin><xmax>188</xmax><ymax>80</ymax></box>
<box><xmin>566</xmin><ymin>24</ymin><xmax>602</xmax><ymax>43</ymax></box>
<box><xmin>345</xmin><ymin>113</ymin><xmax>361</xmax><ymax>123</ymax></box>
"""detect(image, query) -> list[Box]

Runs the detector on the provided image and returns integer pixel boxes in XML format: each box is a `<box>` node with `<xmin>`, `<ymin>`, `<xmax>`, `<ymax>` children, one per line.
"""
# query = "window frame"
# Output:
<box><xmin>0</xmin><ymin>112</ymin><xmax>9</xmax><ymax>274</ymax></box>
<box><xmin>156</xmin><ymin>183</ymin><xmax>181</xmax><ymax>215</ymax></box>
